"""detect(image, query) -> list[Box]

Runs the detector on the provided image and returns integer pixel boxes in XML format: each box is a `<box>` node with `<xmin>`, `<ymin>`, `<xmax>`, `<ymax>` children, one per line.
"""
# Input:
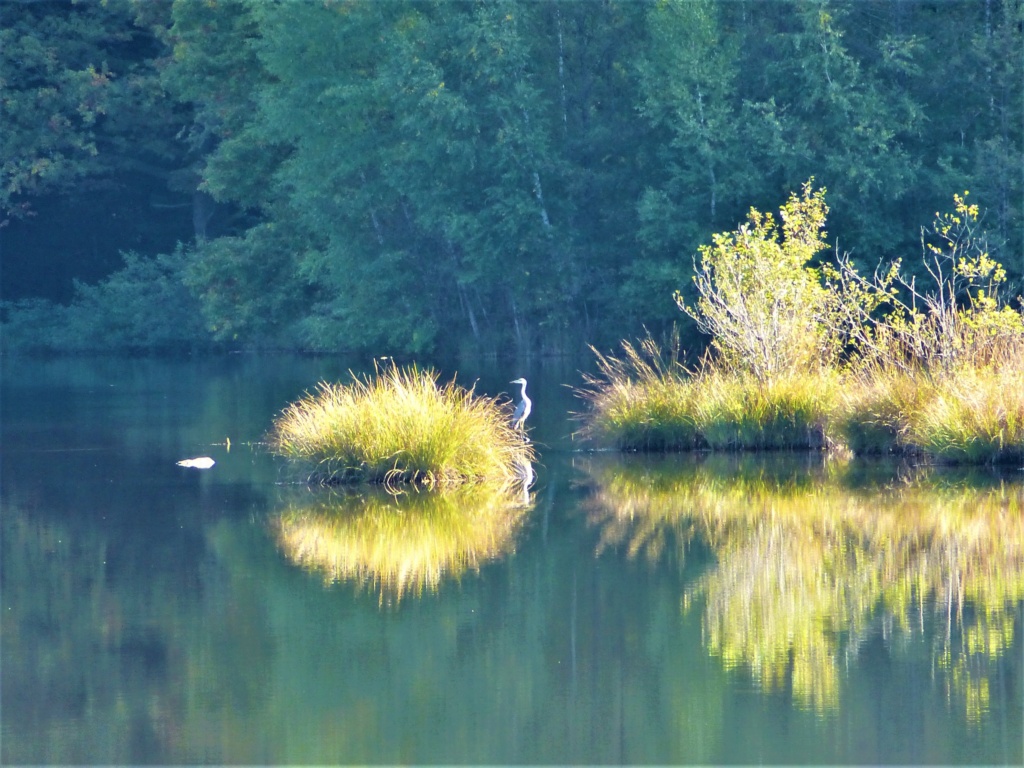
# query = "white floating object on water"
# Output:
<box><xmin>177</xmin><ymin>457</ymin><xmax>216</xmax><ymax>469</ymax></box>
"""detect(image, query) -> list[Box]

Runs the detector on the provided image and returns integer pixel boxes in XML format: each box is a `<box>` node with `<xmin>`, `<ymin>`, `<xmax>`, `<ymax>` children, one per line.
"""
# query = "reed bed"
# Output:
<box><xmin>693</xmin><ymin>369</ymin><xmax>839</xmax><ymax>450</ymax></box>
<box><xmin>579</xmin><ymin>340</ymin><xmax>838</xmax><ymax>453</ymax></box>
<box><xmin>579</xmin><ymin>339</ymin><xmax>701</xmax><ymax>451</ymax></box>
<box><xmin>904</xmin><ymin>367</ymin><xmax>1024</xmax><ymax>463</ymax></box>
<box><xmin>581</xmin><ymin>339</ymin><xmax>1024</xmax><ymax>464</ymax></box>
<box><xmin>835</xmin><ymin>363</ymin><xmax>1024</xmax><ymax>463</ymax></box>
<box><xmin>270</xmin><ymin>363</ymin><xmax>534</xmax><ymax>487</ymax></box>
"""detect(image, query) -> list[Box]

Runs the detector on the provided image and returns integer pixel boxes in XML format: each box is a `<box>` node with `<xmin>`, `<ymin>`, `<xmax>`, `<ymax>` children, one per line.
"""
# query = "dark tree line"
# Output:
<box><xmin>2</xmin><ymin>0</ymin><xmax>1020</xmax><ymax>355</ymax></box>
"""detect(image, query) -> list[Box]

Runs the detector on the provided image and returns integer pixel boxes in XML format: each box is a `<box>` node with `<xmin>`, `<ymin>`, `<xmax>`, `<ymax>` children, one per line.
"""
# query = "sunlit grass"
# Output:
<box><xmin>272</xmin><ymin>483</ymin><xmax>532</xmax><ymax>603</ymax></box>
<box><xmin>578</xmin><ymin>339</ymin><xmax>701</xmax><ymax>450</ymax></box>
<box><xmin>579</xmin><ymin>339</ymin><xmax>838</xmax><ymax>451</ymax></box>
<box><xmin>834</xmin><ymin>364</ymin><xmax>925</xmax><ymax>454</ymax></box>
<box><xmin>270</xmin><ymin>363</ymin><xmax>534</xmax><ymax>487</ymax></box>
<box><xmin>580</xmin><ymin>455</ymin><xmax>1024</xmax><ymax>715</ymax></box>
<box><xmin>693</xmin><ymin>369</ymin><xmax>839</xmax><ymax>450</ymax></box>
<box><xmin>581</xmin><ymin>339</ymin><xmax>1024</xmax><ymax>464</ymax></box>
<box><xmin>836</xmin><ymin>364</ymin><xmax>1024</xmax><ymax>463</ymax></box>
<box><xmin>905</xmin><ymin>367</ymin><xmax>1024</xmax><ymax>463</ymax></box>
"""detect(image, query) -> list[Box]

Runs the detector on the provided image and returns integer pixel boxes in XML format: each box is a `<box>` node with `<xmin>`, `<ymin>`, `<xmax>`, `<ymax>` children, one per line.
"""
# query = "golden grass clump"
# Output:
<box><xmin>836</xmin><ymin>362</ymin><xmax>1024</xmax><ymax>463</ymax></box>
<box><xmin>693</xmin><ymin>369</ymin><xmax>839</xmax><ymax>450</ymax></box>
<box><xmin>579</xmin><ymin>338</ymin><xmax>701</xmax><ymax>450</ymax></box>
<box><xmin>270</xmin><ymin>363</ymin><xmax>534</xmax><ymax>487</ymax></box>
<box><xmin>579</xmin><ymin>337</ymin><xmax>838</xmax><ymax>452</ymax></box>
<box><xmin>273</xmin><ymin>484</ymin><xmax>531</xmax><ymax>603</ymax></box>
<box><xmin>904</xmin><ymin>366</ymin><xmax>1024</xmax><ymax>463</ymax></box>
<box><xmin>834</xmin><ymin>364</ymin><xmax>930</xmax><ymax>454</ymax></box>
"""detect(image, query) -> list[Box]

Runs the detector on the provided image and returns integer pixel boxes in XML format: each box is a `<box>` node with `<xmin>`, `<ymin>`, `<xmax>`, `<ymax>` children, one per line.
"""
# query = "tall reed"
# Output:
<box><xmin>579</xmin><ymin>337</ymin><xmax>838</xmax><ymax>452</ymax></box>
<box><xmin>578</xmin><ymin>337</ymin><xmax>702</xmax><ymax>451</ymax></box>
<box><xmin>905</xmin><ymin>366</ymin><xmax>1024</xmax><ymax>463</ymax></box>
<box><xmin>270</xmin><ymin>363</ymin><xmax>534</xmax><ymax>487</ymax></box>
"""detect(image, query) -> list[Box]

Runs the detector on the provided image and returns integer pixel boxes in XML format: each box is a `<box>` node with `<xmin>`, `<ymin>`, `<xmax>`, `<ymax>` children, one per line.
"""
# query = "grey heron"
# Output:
<box><xmin>510</xmin><ymin>378</ymin><xmax>531</xmax><ymax>430</ymax></box>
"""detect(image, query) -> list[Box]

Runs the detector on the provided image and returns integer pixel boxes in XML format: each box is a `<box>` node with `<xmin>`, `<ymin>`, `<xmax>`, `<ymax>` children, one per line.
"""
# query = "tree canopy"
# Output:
<box><xmin>2</xmin><ymin>0</ymin><xmax>1021</xmax><ymax>356</ymax></box>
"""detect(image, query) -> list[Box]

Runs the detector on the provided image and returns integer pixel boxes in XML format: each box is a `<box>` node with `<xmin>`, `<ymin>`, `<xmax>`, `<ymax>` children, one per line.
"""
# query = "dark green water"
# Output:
<box><xmin>2</xmin><ymin>355</ymin><xmax>1021</xmax><ymax>764</ymax></box>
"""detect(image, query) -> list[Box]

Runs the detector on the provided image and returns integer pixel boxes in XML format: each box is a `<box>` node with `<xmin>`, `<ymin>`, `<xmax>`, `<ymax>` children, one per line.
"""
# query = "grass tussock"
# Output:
<box><xmin>579</xmin><ymin>338</ymin><xmax>838</xmax><ymax>452</ymax></box>
<box><xmin>694</xmin><ymin>369</ymin><xmax>839</xmax><ymax>450</ymax></box>
<box><xmin>905</xmin><ymin>366</ymin><xmax>1024</xmax><ymax>463</ymax></box>
<box><xmin>270</xmin><ymin>363</ymin><xmax>534</xmax><ymax>487</ymax></box>
<box><xmin>835</xmin><ymin>353</ymin><xmax>1024</xmax><ymax>463</ymax></box>
<box><xmin>579</xmin><ymin>338</ymin><xmax>701</xmax><ymax>451</ymax></box>
<box><xmin>582</xmin><ymin>336</ymin><xmax>1024</xmax><ymax>464</ymax></box>
<box><xmin>834</xmin><ymin>363</ymin><xmax>929</xmax><ymax>454</ymax></box>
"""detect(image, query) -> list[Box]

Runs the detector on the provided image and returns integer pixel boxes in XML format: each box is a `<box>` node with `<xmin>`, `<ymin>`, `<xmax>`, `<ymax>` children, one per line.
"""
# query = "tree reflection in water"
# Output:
<box><xmin>272</xmin><ymin>481</ymin><xmax>534</xmax><ymax>604</ymax></box>
<box><xmin>581</xmin><ymin>454</ymin><xmax>1024</xmax><ymax>719</ymax></box>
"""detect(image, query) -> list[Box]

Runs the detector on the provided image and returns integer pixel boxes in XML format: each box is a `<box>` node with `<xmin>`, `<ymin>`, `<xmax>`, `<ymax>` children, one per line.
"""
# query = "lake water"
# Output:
<box><xmin>2</xmin><ymin>355</ymin><xmax>1021</xmax><ymax>764</ymax></box>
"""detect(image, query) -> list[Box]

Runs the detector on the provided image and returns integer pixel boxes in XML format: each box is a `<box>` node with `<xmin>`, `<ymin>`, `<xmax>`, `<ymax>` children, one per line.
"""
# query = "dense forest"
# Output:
<box><xmin>1</xmin><ymin>0</ymin><xmax>1021</xmax><ymax>356</ymax></box>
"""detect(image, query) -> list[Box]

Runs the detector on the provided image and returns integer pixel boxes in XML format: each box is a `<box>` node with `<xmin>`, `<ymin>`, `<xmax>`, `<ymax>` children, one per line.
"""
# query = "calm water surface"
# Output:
<box><xmin>2</xmin><ymin>355</ymin><xmax>1021</xmax><ymax>764</ymax></box>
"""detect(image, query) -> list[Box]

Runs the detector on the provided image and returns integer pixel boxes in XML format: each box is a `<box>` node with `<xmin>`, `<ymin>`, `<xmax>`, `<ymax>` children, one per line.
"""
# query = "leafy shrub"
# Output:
<box><xmin>677</xmin><ymin>181</ymin><xmax>839</xmax><ymax>380</ymax></box>
<box><xmin>1</xmin><ymin>247</ymin><xmax>212</xmax><ymax>353</ymax></box>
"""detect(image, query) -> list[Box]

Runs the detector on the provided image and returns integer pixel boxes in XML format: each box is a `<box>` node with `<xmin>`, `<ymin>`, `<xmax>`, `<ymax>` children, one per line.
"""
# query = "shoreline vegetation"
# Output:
<box><xmin>580</xmin><ymin>185</ymin><xmax>1024</xmax><ymax>464</ymax></box>
<box><xmin>269</xmin><ymin>362</ymin><xmax>534</xmax><ymax>488</ymax></box>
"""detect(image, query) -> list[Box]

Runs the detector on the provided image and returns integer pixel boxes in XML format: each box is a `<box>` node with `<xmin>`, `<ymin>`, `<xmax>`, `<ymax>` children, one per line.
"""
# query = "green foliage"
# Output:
<box><xmin>907</xmin><ymin>368</ymin><xmax>1024</xmax><ymax>463</ymax></box>
<box><xmin>678</xmin><ymin>182</ymin><xmax>836</xmax><ymax>380</ymax></box>
<box><xmin>833</xmin><ymin>365</ymin><xmax>924</xmax><ymax>454</ymax></box>
<box><xmin>4</xmin><ymin>0</ymin><xmax>1021</xmax><ymax>354</ymax></box>
<box><xmin>830</xmin><ymin>192</ymin><xmax>1024</xmax><ymax>373</ymax></box>
<box><xmin>269</xmin><ymin>363</ymin><xmax>535</xmax><ymax>488</ymax></box>
<box><xmin>837</xmin><ymin>365</ymin><xmax>1024</xmax><ymax>464</ymax></box>
<box><xmin>1</xmin><ymin>0</ymin><xmax>186</xmax><ymax>219</ymax></box>
<box><xmin>182</xmin><ymin>222</ymin><xmax>309</xmax><ymax>347</ymax></box>
<box><xmin>2</xmin><ymin>247</ymin><xmax>210</xmax><ymax>354</ymax></box>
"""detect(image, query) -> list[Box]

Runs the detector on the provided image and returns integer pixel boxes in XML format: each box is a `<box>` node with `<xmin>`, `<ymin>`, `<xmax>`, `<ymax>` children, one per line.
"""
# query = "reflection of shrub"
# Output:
<box><xmin>1</xmin><ymin>247</ymin><xmax>211</xmax><ymax>354</ymax></box>
<box><xmin>273</xmin><ymin>484</ymin><xmax>531</xmax><ymax>602</ymax></box>
<box><xmin>582</xmin><ymin>455</ymin><xmax>1024</xmax><ymax>716</ymax></box>
<box><xmin>270</xmin><ymin>363</ymin><xmax>535</xmax><ymax>487</ymax></box>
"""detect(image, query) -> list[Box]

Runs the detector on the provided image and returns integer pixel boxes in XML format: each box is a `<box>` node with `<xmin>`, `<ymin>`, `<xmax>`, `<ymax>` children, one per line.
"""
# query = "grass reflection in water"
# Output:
<box><xmin>273</xmin><ymin>482</ymin><xmax>533</xmax><ymax>604</ymax></box>
<box><xmin>582</xmin><ymin>454</ymin><xmax>1024</xmax><ymax>719</ymax></box>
